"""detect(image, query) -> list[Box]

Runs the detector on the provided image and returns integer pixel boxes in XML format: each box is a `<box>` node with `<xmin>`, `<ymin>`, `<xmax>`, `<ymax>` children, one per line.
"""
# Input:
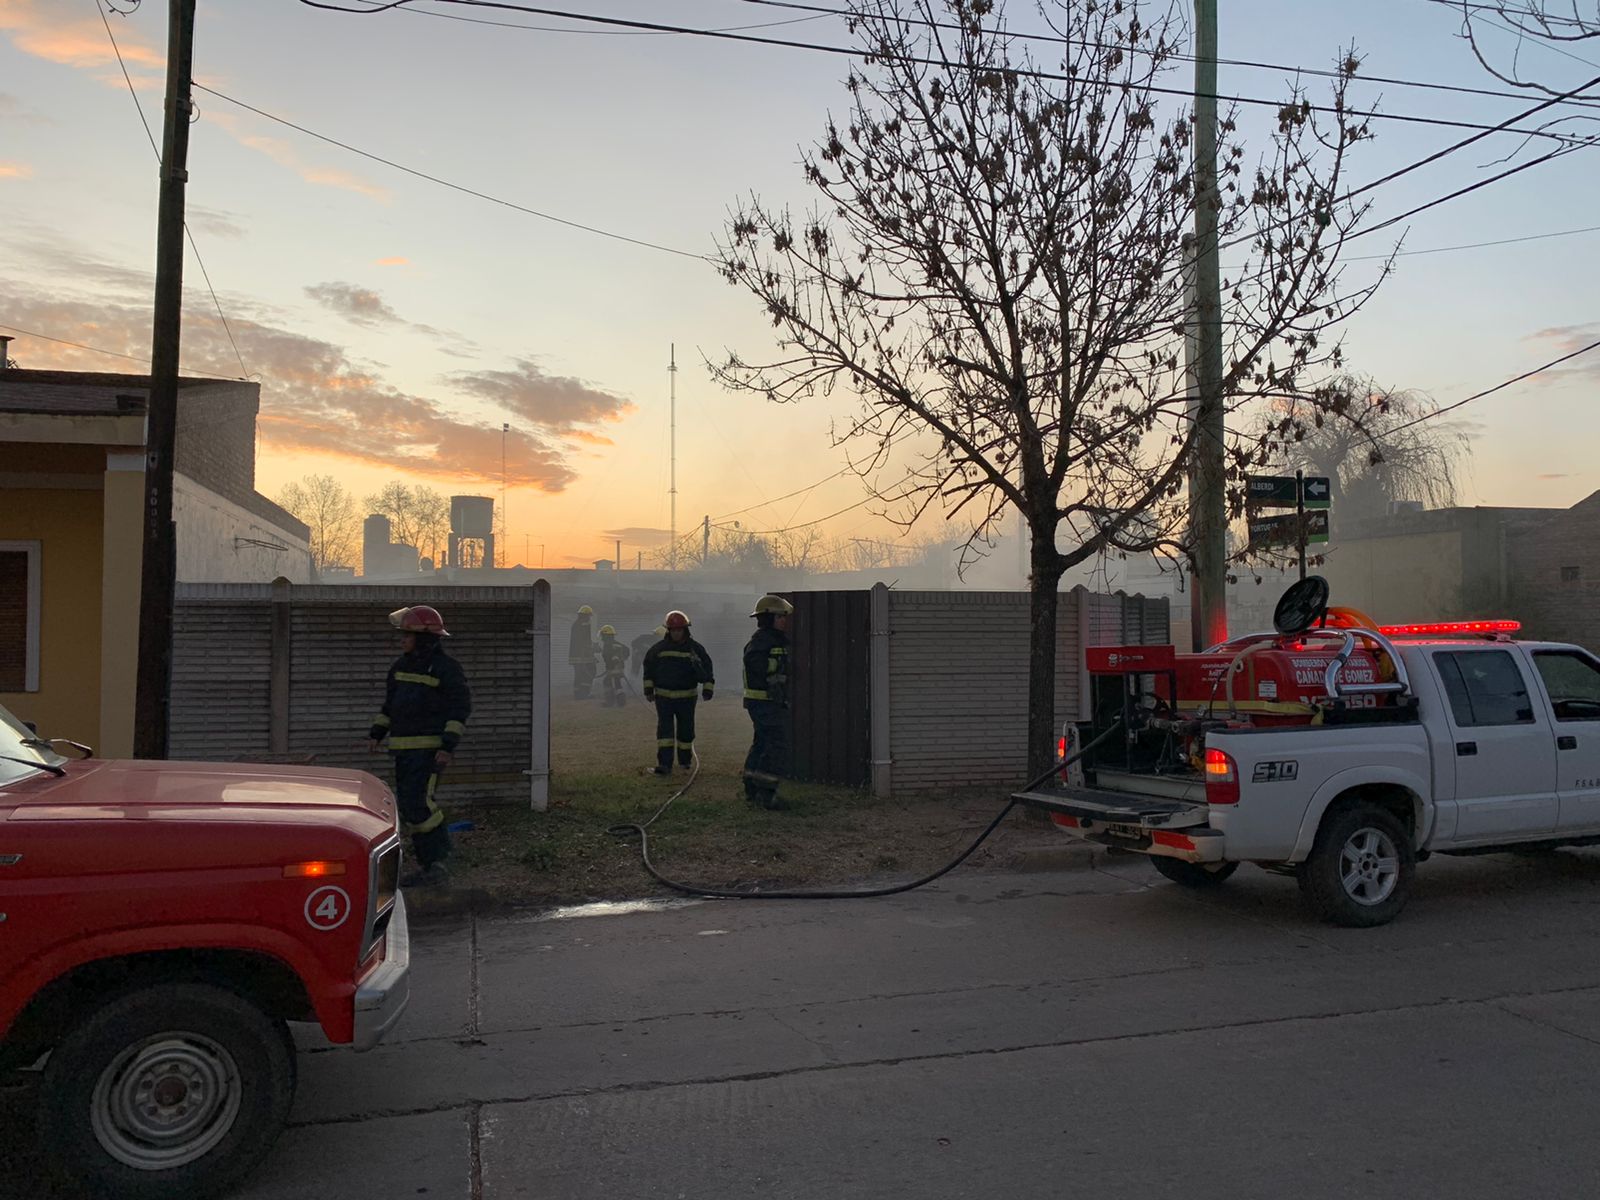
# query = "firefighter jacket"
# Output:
<box><xmin>743</xmin><ymin>626</ymin><xmax>790</xmax><ymax>708</ymax></box>
<box><xmin>568</xmin><ymin>616</ymin><xmax>595</xmax><ymax>665</ymax></box>
<box><xmin>368</xmin><ymin>647</ymin><xmax>473</xmax><ymax>752</ymax></box>
<box><xmin>600</xmin><ymin>636</ymin><xmax>630</xmax><ymax>677</ymax></box>
<box><xmin>643</xmin><ymin>637</ymin><xmax>715</xmax><ymax>701</ymax></box>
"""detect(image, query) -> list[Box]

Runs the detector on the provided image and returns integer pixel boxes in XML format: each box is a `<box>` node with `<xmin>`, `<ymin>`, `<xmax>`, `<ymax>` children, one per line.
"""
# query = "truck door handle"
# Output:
<box><xmin>1558</xmin><ymin>735</ymin><xmax>1578</xmax><ymax>751</ymax></box>
<box><xmin>1456</xmin><ymin>741</ymin><xmax>1478</xmax><ymax>757</ymax></box>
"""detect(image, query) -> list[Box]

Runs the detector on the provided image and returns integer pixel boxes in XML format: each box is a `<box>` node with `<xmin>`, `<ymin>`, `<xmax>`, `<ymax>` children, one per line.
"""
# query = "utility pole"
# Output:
<box><xmin>668</xmin><ymin>344</ymin><xmax>678</xmax><ymax>572</ymax></box>
<box><xmin>702</xmin><ymin>514</ymin><xmax>710</xmax><ymax>566</ymax></box>
<box><xmin>134</xmin><ymin>0</ymin><xmax>197</xmax><ymax>759</ymax></box>
<box><xmin>1187</xmin><ymin>0</ymin><xmax>1228</xmax><ymax>652</ymax></box>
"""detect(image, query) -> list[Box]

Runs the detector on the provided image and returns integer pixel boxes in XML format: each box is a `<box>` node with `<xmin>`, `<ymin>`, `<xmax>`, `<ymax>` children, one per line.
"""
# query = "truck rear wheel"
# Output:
<box><xmin>1151</xmin><ymin>857</ymin><xmax>1239</xmax><ymax>887</ymax></box>
<box><xmin>38</xmin><ymin>982</ymin><xmax>295</xmax><ymax>1200</ymax></box>
<box><xmin>1299</xmin><ymin>802</ymin><xmax>1415</xmax><ymax>927</ymax></box>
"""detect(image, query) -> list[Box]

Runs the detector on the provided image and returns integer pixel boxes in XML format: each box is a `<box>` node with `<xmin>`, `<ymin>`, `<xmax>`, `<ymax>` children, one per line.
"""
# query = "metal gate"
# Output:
<box><xmin>784</xmin><ymin>589</ymin><xmax>871</xmax><ymax>787</ymax></box>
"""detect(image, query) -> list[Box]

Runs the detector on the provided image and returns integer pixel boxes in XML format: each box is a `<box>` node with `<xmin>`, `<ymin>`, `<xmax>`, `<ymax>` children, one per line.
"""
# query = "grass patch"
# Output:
<box><xmin>443</xmin><ymin>694</ymin><xmax>1052</xmax><ymax>907</ymax></box>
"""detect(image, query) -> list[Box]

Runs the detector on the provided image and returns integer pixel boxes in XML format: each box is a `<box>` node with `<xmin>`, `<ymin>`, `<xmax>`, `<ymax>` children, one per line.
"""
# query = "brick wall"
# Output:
<box><xmin>1506</xmin><ymin>495</ymin><xmax>1600</xmax><ymax>651</ymax></box>
<box><xmin>173</xmin><ymin>383</ymin><xmax>309</xmax><ymax>539</ymax></box>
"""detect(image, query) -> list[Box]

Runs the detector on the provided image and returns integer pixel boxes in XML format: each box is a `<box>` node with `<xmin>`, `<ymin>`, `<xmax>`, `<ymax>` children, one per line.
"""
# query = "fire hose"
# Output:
<box><xmin>608</xmin><ymin>721</ymin><xmax>1126</xmax><ymax>901</ymax></box>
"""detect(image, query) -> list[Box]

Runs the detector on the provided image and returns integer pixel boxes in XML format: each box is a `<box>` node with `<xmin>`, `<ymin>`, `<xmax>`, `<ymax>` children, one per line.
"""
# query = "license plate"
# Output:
<box><xmin>1103</xmin><ymin>823</ymin><xmax>1146</xmax><ymax>841</ymax></box>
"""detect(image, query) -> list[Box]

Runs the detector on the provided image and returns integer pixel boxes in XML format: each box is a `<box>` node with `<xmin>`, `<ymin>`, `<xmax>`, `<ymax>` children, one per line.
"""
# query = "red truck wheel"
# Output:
<box><xmin>38</xmin><ymin>982</ymin><xmax>295</xmax><ymax>1200</ymax></box>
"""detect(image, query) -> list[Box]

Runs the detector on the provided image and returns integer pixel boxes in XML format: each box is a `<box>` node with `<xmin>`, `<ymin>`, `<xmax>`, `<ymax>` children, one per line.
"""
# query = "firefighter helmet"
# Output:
<box><xmin>664</xmin><ymin>610</ymin><xmax>691</xmax><ymax>631</ymax></box>
<box><xmin>577</xmin><ymin>605</ymin><xmax>594</xmax><ymax>616</ymax></box>
<box><xmin>750</xmin><ymin>595</ymin><xmax>794</xmax><ymax>618</ymax></box>
<box><xmin>599</xmin><ymin>624</ymin><xmax>616</xmax><ymax>637</ymax></box>
<box><xmin>389</xmin><ymin>605</ymin><xmax>450</xmax><ymax>637</ymax></box>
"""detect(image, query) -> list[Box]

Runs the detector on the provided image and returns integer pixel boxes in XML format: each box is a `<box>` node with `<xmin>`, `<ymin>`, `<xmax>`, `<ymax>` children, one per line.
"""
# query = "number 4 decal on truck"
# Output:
<box><xmin>304</xmin><ymin>885</ymin><xmax>352</xmax><ymax>931</ymax></box>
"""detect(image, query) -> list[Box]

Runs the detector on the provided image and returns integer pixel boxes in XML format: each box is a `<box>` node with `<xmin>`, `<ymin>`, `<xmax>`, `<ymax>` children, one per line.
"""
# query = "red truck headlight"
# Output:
<box><xmin>365</xmin><ymin>839</ymin><xmax>402</xmax><ymax>958</ymax></box>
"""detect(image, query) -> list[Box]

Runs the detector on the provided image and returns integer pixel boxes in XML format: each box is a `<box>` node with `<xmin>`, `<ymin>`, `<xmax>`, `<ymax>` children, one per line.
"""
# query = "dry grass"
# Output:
<box><xmin>441</xmin><ymin>693</ymin><xmax>1051</xmax><ymax>908</ymax></box>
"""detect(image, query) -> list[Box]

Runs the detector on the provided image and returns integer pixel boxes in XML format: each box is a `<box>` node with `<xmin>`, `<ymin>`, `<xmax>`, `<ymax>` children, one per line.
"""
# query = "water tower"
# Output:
<box><xmin>448</xmin><ymin>495</ymin><xmax>495</xmax><ymax>569</ymax></box>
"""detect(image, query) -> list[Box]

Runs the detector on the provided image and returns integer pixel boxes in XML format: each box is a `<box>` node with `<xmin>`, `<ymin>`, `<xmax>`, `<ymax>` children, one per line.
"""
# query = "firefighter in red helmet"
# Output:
<box><xmin>642</xmin><ymin>610</ymin><xmax>715</xmax><ymax>774</ymax></box>
<box><xmin>368</xmin><ymin>605</ymin><xmax>472</xmax><ymax>887</ymax></box>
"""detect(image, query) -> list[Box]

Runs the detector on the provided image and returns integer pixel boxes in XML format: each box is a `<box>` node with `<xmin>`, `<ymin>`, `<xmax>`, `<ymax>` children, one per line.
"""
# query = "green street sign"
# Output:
<box><xmin>1246</xmin><ymin>475</ymin><xmax>1299</xmax><ymax>508</ymax></box>
<box><xmin>1248</xmin><ymin>510</ymin><xmax>1328</xmax><ymax>550</ymax></box>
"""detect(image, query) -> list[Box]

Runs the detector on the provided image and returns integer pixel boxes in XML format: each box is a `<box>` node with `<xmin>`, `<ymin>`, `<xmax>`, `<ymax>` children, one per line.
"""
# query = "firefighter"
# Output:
<box><xmin>568</xmin><ymin>605</ymin><xmax>598</xmax><ymax>699</ymax></box>
<box><xmin>642</xmin><ymin>610</ymin><xmax>714</xmax><ymax>775</ymax></box>
<box><xmin>598</xmin><ymin>625</ymin><xmax>630</xmax><ymax>708</ymax></box>
<box><xmin>742</xmin><ymin>594</ymin><xmax>794</xmax><ymax>810</ymax></box>
<box><xmin>630</xmin><ymin>625</ymin><xmax>664</xmax><ymax>680</ymax></box>
<box><xmin>367</xmin><ymin>605</ymin><xmax>471</xmax><ymax>888</ymax></box>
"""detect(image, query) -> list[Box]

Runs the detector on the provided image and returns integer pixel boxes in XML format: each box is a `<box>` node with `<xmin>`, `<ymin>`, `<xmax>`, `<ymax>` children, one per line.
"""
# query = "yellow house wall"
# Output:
<box><xmin>0</xmin><ymin>487</ymin><xmax>105</xmax><ymax>748</ymax></box>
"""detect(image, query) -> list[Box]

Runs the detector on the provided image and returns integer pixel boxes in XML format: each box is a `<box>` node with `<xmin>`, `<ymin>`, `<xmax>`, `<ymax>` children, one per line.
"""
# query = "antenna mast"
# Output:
<box><xmin>669</xmin><ymin>343</ymin><xmax>678</xmax><ymax>572</ymax></box>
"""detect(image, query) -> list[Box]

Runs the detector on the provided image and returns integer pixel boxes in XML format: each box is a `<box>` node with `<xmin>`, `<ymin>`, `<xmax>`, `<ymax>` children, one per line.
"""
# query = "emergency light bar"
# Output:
<box><xmin>1377</xmin><ymin>619</ymin><xmax>1521</xmax><ymax>637</ymax></box>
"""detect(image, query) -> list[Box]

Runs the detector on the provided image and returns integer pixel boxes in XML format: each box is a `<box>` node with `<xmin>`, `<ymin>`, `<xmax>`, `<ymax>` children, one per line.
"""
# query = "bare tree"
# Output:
<box><xmin>714</xmin><ymin>0</ymin><xmax>1388</xmax><ymax>774</ymax></box>
<box><xmin>1261</xmin><ymin>376</ymin><xmax>1472</xmax><ymax>529</ymax></box>
<box><xmin>1450</xmin><ymin>1</ymin><xmax>1600</xmax><ymax>95</ymax></box>
<box><xmin>366</xmin><ymin>482</ymin><xmax>450</xmax><ymax>563</ymax></box>
<box><xmin>278</xmin><ymin>474</ymin><xmax>359</xmax><ymax>575</ymax></box>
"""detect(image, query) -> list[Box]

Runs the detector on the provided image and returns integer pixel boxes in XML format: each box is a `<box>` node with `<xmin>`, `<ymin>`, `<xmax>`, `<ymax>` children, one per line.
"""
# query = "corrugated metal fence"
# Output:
<box><xmin>171</xmin><ymin>580</ymin><xmax>551</xmax><ymax>807</ymax></box>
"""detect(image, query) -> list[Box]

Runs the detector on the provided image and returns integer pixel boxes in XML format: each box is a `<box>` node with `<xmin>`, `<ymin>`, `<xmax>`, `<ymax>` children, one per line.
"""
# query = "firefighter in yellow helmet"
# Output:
<box><xmin>642</xmin><ymin>610</ymin><xmax>715</xmax><ymax>774</ymax></box>
<box><xmin>568</xmin><ymin>605</ymin><xmax>598</xmax><ymax>700</ymax></box>
<box><xmin>742</xmin><ymin>595</ymin><xmax>793</xmax><ymax>809</ymax></box>
<box><xmin>598</xmin><ymin>624</ymin><xmax>630</xmax><ymax>708</ymax></box>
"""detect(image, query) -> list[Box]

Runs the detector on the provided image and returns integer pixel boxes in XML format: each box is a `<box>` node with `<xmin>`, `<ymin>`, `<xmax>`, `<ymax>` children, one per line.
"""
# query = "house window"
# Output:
<box><xmin>0</xmin><ymin>542</ymin><xmax>41</xmax><ymax>692</ymax></box>
<box><xmin>1562</xmin><ymin>565</ymin><xmax>1581</xmax><ymax>583</ymax></box>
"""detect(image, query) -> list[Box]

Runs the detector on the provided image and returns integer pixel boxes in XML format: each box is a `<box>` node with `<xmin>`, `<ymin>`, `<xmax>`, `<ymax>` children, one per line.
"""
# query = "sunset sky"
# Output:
<box><xmin>3</xmin><ymin>0</ymin><xmax>1598</xmax><ymax>569</ymax></box>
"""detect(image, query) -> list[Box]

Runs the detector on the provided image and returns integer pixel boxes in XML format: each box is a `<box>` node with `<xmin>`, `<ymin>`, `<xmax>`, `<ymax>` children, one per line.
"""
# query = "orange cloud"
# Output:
<box><xmin>211</xmin><ymin>115</ymin><xmax>390</xmax><ymax>202</ymax></box>
<box><xmin>1</xmin><ymin>278</ymin><xmax>626</xmax><ymax>492</ymax></box>
<box><xmin>0</xmin><ymin>0</ymin><xmax>163</xmax><ymax>70</ymax></box>
<box><xmin>0</xmin><ymin>161</ymin><xmax>33</xmax><ymax>179</ymax></box>
<box><xmin>375</xmin><ymin>256</ymin><xmax>410</xmax><ymax>267</ymax></box>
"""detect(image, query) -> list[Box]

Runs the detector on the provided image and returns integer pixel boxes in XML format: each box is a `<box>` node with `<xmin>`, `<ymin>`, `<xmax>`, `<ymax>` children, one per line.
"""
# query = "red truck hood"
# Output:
<box><xmin>4</xmin><ymin>759</ymin><xmax>396</xmax><ymax>825</ymax></box>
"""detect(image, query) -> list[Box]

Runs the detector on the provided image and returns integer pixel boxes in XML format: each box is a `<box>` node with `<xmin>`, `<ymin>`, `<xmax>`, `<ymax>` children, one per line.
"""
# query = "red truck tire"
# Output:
<box><xmin>38</xmin><ymin>982</ymin><xmax>296</xmax><ymax>1200</ymax></box>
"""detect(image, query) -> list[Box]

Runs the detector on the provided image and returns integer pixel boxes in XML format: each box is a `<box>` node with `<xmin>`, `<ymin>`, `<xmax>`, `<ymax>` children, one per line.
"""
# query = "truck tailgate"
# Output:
<box><xmin>1013</xmin><ymin>785</ymin><xmax>1209</xmax><ymax>828</ymax></box>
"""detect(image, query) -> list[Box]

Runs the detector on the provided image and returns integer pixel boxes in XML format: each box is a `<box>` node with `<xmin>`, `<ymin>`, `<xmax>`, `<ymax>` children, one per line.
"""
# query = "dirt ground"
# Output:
<box><xmin>439</xmin><ymin>693</ymin><xmax>1059</xmax><ymax>909</ymax></box>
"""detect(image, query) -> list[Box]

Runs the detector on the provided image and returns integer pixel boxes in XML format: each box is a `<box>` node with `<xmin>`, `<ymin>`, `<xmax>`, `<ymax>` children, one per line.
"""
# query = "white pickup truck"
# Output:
<box><xmin>1022</xmin><ymin>628</ymin><xmax>1600</xmax><ymax>927</ymax></box>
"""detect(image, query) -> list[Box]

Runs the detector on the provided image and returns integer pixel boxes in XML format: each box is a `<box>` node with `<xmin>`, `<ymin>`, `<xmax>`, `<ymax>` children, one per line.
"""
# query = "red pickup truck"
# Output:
<box><xmin>0</xmin><ymin>702</ymin><xmax>409</xmax><ymax>1199</ymax></box>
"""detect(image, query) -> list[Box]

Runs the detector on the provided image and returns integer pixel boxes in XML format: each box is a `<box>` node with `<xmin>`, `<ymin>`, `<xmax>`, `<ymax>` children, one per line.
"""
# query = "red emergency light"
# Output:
<box><xmin>1377</xmin><ymin>619</ymin><xmax>1521</xmax><ymax>637</ymax></box>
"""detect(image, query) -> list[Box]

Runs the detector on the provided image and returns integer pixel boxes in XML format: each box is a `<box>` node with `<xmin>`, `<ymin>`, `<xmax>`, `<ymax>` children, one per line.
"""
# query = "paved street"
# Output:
<box><xmin>13</xmin><ymin>849</ymin><xmax>1600</xmax><ymax>1198</ymax></box>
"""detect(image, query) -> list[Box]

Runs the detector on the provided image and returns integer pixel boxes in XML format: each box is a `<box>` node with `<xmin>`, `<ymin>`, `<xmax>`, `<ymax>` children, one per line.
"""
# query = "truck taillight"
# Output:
<box><xmin>1204</xmin><ymin>748</ymin><xmax>1240</xmax><ymax>806</ymax></box>
<box><xmin>1057</xmin><ymin>735</ymin><xmax>1067</xmax><ymax>761</ymax></box>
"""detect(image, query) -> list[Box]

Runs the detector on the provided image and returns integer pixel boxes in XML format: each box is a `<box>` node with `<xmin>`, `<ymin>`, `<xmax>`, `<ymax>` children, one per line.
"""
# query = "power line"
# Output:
<box><xmin>302</xmin><ymin>0</ymin><xmax>1596</xmax><ymax>145</ymax></box>
<box><xmin>1387</xmin><ymin>335</ymin><xmax>1600</xmax><ymax>435</ymax></box>
<box><xmin>0</xmin><ymin>322</ymin><xmax>239</xmax><ymax>380</ymax></box>
<box><xmin>727</xmin><ymin>0</ymin><xmax>1600</xmax><ymax>110</ymax></box>
<box><xmin>97</xmin><ymin>0</ymin><xmax>251</xmax><ymax>380</ymax></box>
<box><xmin>193</xmin><ymin>85</ymin><xmax>708</xmax><ymax>261</ymax></box>
<box><xmin>346</xmin><ymin>0</ymin><xmax>832</xmax><ymax>36</ymax></box>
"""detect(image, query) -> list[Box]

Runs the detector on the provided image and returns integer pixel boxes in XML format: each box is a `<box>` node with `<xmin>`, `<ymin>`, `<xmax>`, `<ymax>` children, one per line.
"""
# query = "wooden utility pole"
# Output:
<box><xmin>702</xmin><ymin>514</ymin><xmax>710</xmax><ymax>566</ymax></box>
<box><xmin>134</xmin><ymin>0</ymin><xmax>197</xmax><ymax>759</ymax></box>
<box><xmin>1187</xmin><ymin>0</ymin><xmax>1228</xmax><ymax>652</ymax></box>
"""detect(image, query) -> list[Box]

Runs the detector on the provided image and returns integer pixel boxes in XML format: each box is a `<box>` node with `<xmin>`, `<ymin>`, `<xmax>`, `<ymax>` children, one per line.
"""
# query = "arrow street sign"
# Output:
<box><xmin>1301</xmin><ymin>476</ymin><xmax>1332</xmax><ymax>510</ymax></box>
<box><xmin>1246</xmin><ymin>475</ymin><xmax>1299</xmax><ymax>508</ymax></box>
<box><xmin>1248</xmin><ymin>510</ymin><xmax>1329</xmax><ymax>550</ymax></box>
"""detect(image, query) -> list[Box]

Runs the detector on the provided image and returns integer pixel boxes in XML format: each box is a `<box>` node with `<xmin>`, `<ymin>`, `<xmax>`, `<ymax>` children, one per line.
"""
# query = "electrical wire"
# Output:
<box><xmin>302</xmin><ymin>0</ymin><xmax>1595</xmax><ymax>145</ymax></box>
<box><xmin>609</xmin><ymin>722</ymin><xmax>1125</xmax><ymax>901</ymax></box>
<box><xmin>346</xmin><ymin>0</ymin><xmax>833</xmax><ymax>36</ymax></box>
<box><xmin>193</xmin><ymin>85</ymin><xmax>707</xmax><ymax>261</ymax></box>
<box><xmin>1384</xmin><ymin>336</ymin><xmax>1600</xmax><ymax>435</ymax></box>
<box><xmin>727</xmin><ymin>0</ymin><xmax>1600</xmax><ymax>110</ymax></box>
<box><xmin>0</xmin><ymin>322</ymin><xmax>242</xmax><ymax>380</ymax></box>
<box><xmin>97</xmin><ymin>0</ymin><xmax>251</xmax><ymax>380</ymax></box>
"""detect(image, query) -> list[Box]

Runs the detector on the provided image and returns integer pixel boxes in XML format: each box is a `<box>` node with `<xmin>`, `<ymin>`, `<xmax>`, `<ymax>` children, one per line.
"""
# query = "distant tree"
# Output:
<box><xmin>278</xmin><ymin>474</ymin><xmax>359</xmax><ymax>574</ymax></box>
<box><xmin>1259</xmin><ymin>376</ymin><xmax>1472</xmax><ymax>528</ymax></box>
<box><xmin>366</xmin><ymin>482</ymin><xmax>450</xmax><ymax>562</ymax></box>
<box><xmin>714</xmin><ymin>0</ymin><xmax>1389</xmax><ymax>776</ymax></box>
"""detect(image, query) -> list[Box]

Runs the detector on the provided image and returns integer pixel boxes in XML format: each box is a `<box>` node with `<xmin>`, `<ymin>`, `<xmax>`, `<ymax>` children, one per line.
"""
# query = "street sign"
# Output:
<box><xmin>1301</xmin><ymin>476</ymin><xmax>1332</xmax><ymax>510</ymax></box>
<box><xmin>1248</xmin><ymin>510</ymin><xmax>1329</xmax><ymax>550</ymax></box>
<box><xmin>1246</xmin><ymin>475</ymin><xmax>1299</xmax><ymax>508</ymax></box>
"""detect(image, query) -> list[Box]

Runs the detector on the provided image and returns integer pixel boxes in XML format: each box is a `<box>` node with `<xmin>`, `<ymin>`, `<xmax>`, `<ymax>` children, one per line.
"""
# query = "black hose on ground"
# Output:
<box><xmin>608</xmin><ymin>721</ymin><xmax>1125</xmax><ymax>901</ymax></box>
